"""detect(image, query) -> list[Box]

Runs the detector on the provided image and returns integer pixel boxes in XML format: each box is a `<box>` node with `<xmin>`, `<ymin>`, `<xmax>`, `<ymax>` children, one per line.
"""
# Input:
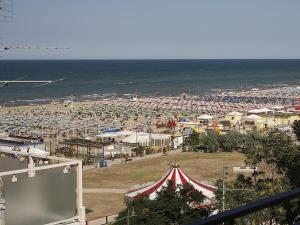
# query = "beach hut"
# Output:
<box><xmin>180</xmin><ymin>93</ymin><xmax>189</xmax><ymax>99</ymax></box>
<box><xmin>225</xmin><ymin>111</ymin><xmax>243</xmax><ymax>126</ymax></box>
<box><xmin>178</xmin><ymin>121</ymin><xmax>200</xmax><ymax>130</ymax></box>
<box><xmin>122</xmin><ymin>132</ymin><xmax>171</xmax><ymax>147</ymax></box>
<box><xmin>126</xmin><ymin>164</ymin><xmax>216</xmax><ymax>206</ymax></box>
<box><xmin>172</xmin><ymin>135</ymin><xmax>184</xmax><ymax>149</ymax></box>
<box><xmin>272</xmin><ymin>111</ymin><xmax>300</xmax><ymax>127</ymax></box>
<box><xmin>245</xmin><ymin>114</ymin><xmax>264</xmax><ymax>129</ymax></box>
<box><xmin>197</xmin><ymin>115</ymin><xmax>214</xmax><ymax>124</ymax></box>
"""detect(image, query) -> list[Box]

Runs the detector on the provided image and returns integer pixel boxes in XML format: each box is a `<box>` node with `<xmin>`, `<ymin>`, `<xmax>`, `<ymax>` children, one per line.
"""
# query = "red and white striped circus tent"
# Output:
<box><xmin>126</xmin><ymin>164</ymin><xmax>217</xmax><ymax>205</ymax></box>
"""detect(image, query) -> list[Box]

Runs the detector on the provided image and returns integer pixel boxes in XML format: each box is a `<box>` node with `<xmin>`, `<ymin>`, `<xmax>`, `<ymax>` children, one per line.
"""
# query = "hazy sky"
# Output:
<box><xmin>1</xmin><ymin>0</ymin><xmax>300</xmax><ymax>59</ymax></box>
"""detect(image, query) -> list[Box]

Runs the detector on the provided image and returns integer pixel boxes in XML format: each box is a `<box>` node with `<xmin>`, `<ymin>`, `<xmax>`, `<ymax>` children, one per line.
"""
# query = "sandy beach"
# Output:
<box><xmin>1</xmin><ymin>85</ymin><xmax>300</xmax><ymax>139</ymax></box>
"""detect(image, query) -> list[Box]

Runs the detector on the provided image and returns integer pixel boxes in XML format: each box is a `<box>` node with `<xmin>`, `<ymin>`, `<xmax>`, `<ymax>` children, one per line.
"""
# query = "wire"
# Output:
<box><xmin>110</xmin><ymin>208</ymin><xmax>182</xmax><ymax>224</ymax></box>
<box><xmin>174</xmin><ymin>209</ymin><xmax>203</xmax><ymax>224</ymax></box>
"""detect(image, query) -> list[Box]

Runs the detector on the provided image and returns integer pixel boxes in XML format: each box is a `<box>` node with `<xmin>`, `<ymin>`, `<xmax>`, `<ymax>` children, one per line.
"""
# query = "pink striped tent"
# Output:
<box><xmin>126</xmin><ymin>165</ymin><xmax>217</xmax><ymax>205</ymax></box>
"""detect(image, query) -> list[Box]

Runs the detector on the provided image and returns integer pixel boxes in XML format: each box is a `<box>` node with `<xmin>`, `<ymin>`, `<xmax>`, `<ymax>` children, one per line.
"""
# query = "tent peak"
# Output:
<box><xmin>171</xmin><ymin>161</ymin><xmax>180</xmax><ymax>169</ymax></box>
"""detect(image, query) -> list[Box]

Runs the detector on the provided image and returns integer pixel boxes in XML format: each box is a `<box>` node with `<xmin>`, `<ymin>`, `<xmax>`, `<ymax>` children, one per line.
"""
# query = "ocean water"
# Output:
<box><xmin>0</xmin><ymin>59</ymin><xmax>300</xmax><ymax>103</ymax></box>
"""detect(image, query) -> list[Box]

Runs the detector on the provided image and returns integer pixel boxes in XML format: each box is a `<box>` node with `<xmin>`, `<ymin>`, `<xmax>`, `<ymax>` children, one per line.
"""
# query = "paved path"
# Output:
<box><xmin>83</xmin><ymin>188</ymin><xmax>127</xmax><ymax>194</ymax></box>
<box><xmin>87</xmin><ymin>214</ymin><xmax>118</xmax><ymax>225</ymax></box>
<box><xmin>130</xmin><ymin>148</ymin><xmax>182</xmax><ymax>161</ymax></box>
<box><xmin>83</xmin><ymin>149</ymin><xmax>182</xmax><ymax>170</ymax></box>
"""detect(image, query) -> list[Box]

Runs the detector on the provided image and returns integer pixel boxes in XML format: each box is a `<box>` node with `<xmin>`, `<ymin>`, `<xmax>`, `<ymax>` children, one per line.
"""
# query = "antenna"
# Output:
<box><xmin>0</xmin><ymin>0</ymin><xmax>13</xmax><ymax>22</ymax></box>
<box><xmin>0</xmin><ymin>42</ymin><xmax>69</xmax><ymax>57</ymax></box>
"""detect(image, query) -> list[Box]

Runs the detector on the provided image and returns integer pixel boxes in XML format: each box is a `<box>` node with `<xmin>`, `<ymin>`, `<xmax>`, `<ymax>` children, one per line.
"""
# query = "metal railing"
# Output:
<box><xmin>0</xmin><ymin>148</ymin><xmax>86</xmax><ymax>225</ymax></box>
<box><xmin>187</xmin><ymin>187</ymin><xmax>300</xmax><ymax>225</ymax></box>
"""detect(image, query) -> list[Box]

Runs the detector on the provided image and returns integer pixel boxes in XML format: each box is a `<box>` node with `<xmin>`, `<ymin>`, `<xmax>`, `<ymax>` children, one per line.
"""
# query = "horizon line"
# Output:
<box><xmin>1</xmin><ymin>58</ymin><xmax>300</xmax><ymax>61</ymax></box>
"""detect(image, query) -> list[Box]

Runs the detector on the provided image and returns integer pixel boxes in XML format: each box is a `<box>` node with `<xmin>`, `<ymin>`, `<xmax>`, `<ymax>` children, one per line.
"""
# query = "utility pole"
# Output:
<box><xmin>125</xmin><ymin>196</ymin><xmax>133</xmax><ymax>225</ymax></box>
<box><xmin>41</xmin><ymin>125</ymin><xmax>44</xmax><ymax>138</ymax></box>
<box><xmin>222</xmin><ymin>165</ymin><xmax>229</xmax><ymax>212</ymax></box>
<box><xmin>127</xmin><ymin>207</ymin><xmax>130</xmax><ymax>225</ymax></box>
<box><xmin>56</xmin><ymin>129</ymin><xmax>59</xmax><ymax>146</ymax></box>
<box><xmin>28</xmin><ymin>156</ymin><xmax>36</xmax><ymax>178</ymax></box>
<box><xmin>148</xmin><ymin>121</ymin><xmax>151</xmax><ymax>146</ymax></box>
<box><xmin>85</xmin><ymin>120</ymin><xmax>88</xmax><ymax>138</ymax></box>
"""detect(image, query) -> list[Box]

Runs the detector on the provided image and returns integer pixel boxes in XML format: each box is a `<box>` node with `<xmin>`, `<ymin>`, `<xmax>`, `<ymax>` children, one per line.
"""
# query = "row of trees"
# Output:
<box><xmin>188</xmin><ymin>130</ymin><xmax>245</xmax><ymax>152</ymax></box>
<box><xmin>185</xmin><ymin>119</ymin><xmax>300</xmax><ymax>154</ymax></box>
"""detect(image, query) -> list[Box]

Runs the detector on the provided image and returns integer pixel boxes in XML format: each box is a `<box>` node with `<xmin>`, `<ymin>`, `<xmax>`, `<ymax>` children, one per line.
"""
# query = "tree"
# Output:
<box><xmin>254</xmin><ymin>129</ymin><xmax>299</xmax><ymax>182</ymax></box>
<box><xmin>114</xmin><ymin>181</ymin><xmax>207</xmax><ymax>225</ymax></box>
<box><xmin>262</xmin><ymin>130</ymin><xmax>295</xmax><ymax>167</ymax></box>
<box><xmin>286</xmin><ymin>153</ymin><xmax>300</xmax><ymax>187</ymax></box>
<box><xmin>292</xmin><ymin>120</ymin><xmax>300</xmax><ymax>141</ymax></box>
<box><xmin>243</xmin><ymin>130</ymin><xmax>265</xmax><ymax>167</ymax></box>
<box><xmin>132</xmin><ymin>145</ymin><xmax>145</xmax><ymax>156</ymax></box>
<box><xmin>202</xmin><ymin>131</ymin><xmax>219</xmax><ymax>153</ymax></box>
<box><xmin>218</xmin><ymin>131</ymin><xmax>244</xmax><ymax>152</ymax></box>
<box><xmin>215</xmin><ymin>129</ymin><xmax>300</xmax><ymax>224</ymax></box>
<box><xmin>215</xmin><ymin>175</ymin><xmax>289</xmax><ymax>225</ymax></box>
<box><xmin>189</xmin><ymin>131</ymin><xmax>200</xmax><ymax>147</ymax></box>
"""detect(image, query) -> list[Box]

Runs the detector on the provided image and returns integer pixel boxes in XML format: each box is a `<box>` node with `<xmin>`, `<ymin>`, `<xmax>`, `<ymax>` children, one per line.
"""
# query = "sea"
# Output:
<box><xmin>1</xmin><ymin>59</ymin><xmax>300</xmax><ymax>104</ymax></box>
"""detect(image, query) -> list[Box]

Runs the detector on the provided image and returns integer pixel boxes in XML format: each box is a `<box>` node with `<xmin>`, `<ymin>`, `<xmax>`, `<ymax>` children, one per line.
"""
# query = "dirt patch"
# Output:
<box><xmin>84</xmin><ymin>193</ymin><xmax>125</xmax><ymax>221</ymax></box>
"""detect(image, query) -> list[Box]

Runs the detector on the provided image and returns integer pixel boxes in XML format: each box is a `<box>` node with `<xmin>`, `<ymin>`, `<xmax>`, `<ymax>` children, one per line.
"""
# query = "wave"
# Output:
<box><xmin>16</xmin><ymin>98</ymin><xmax>52</xmax><ymax>102</ymax></box>
<box><xmin>115</xmin><ymin>81</ymin><xmax>135</xmax><ymax>85</ymax></box>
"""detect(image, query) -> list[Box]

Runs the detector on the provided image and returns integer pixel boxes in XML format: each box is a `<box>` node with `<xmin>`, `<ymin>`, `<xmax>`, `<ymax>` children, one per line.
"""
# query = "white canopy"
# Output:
<box><xmin>96</xmin><ymin>130</ymin><xmax>133</xmax><ymax>138</ymax></box>
<box><xmin>0</xmin><ymin>146</ymin><xmax>49</xmax><ymax>157</ymax></box>
<box><xmin>198</xmin><ymin>115</ymin><xmax>214</xmax><ymax>120</ymax></box>
<box><xmin>248</xmin><ymin>108</ymin><xmax>273</xmax><ymax>114</ymax></box>
<box><xmin>270</xmin><ymin>106</ymin><xmax>285</xmax><ymax>110</ymax></box>
<box><xmin>227</xmin><ymin>111</ymin><xmax>243</xmax><ymax>116</ymax></box>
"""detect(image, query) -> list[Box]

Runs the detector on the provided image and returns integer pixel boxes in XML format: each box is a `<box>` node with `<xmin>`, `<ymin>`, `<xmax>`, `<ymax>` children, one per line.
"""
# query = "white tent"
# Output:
<box><xmin>245</xmin><ymin>114</ymin><xmax>262</xmax><ymax>121</ymax></box>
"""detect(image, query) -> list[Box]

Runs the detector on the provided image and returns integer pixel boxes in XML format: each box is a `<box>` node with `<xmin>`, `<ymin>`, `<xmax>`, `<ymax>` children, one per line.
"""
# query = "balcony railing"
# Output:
<box><xmin>187</xmin><ymin>187</ymin><xmax>300</xmax><ymax>225</ymax></box>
